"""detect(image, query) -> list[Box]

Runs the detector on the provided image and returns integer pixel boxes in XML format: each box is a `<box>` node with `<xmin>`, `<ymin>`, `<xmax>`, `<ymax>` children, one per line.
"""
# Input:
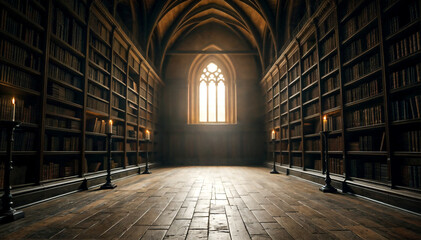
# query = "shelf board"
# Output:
<box><xmin>346</xmin><ymin>123</ymin><xmax>385</xmax><ymax>132</ymax></box>
<box><xmin>341</xmin><ymin>17</ymin><xmax>378</xmax><ymax>46</ymax></box>
<box><xmin>301</xmin><ymin>63</ymin><xmax>317</xmax><ymax>76</ymax></box>
<box><xmin>304</xmin><ymin>113</ymin><xmax>319</xmax><ymax>121</ymax></box>
<box><xmin>0</xmin><ymin>151</ymin><xmax>37</xmax><ymax>156</ymax></box>
<box><xmin>319</xmin><ymin>47</ymin><xmax>337</xmax><ymax>62</ymax></box>
<box><xmin>45</xmin><ymin>112</ymin><xmax>81</xmax><ymax>121</ymax></box>
<box><xmin>289</xmin><ymin>91</ymin><xmax>300</xmax><ymax>99</ymax></box>
<box><xmin>318</xmin><ymin>27</ymin><xmax>335</xmax><ymax>42</ymax></box>
<box><xmin>112</xmin><ymin>135</ymin><xmax>124</xmax><ymax>139</ymax></box>
<box><xmin>89</xmin><ymin>61</ymin><xmax>111</xmax><ymax>75</ymax></box>
<box><xmin>88</xmin><ymin>78</ymin><xmax>110</xmax><ymax>91</ymax></box>
<box><xmin>385</xmin><ymin>19</ymin><xmax>420</xmax><ymax>42</ymax></box>
<box><xmin>0</xmin><ymin>30</ymin><xmax>43</xmax><ymax>55</ymax></box>
<box><xmin>90</xmin><ymin>44</ymin><xmax>112</xmax><ymax>61</ymax></box>
<box><xmin>343</xmin><ymin>68</ymin><xmax>382</xmax><ymax>87</ymax></box>
<box><xmin>87</xmin><ymin>93</ymin><xmax>109</xmax><ymax>104</ymax></box>
<box><xmin>50</xmin><ymin>34</ymin><xmax>85</xmax><ymax>59</ymax></box>
<box><xmin>43</xmin><ymin>151</ymin><xmax>80</xmax><ymax>155</ymax></box>
<box><xmin>320</xmin><ymin>68</ymin><xmax>339</xmax><ymax>80</ymax></box>
<box><xmin>49</xmin><ymin>57</ymin><xmax>84</xmax><ymax>77</ymax></box>
<box><xmin>304</xmin><ymin>133</ymin><xmax>320</xmax><ymax>138</ymax></box>
<box><xmin>289</xmin><ymin>105</ymin><xmax>300</xmax><ymax>112</ymax></box>
<box><xmin>393</xmin><ymin>151</ymin><xmax>421</xmax><ymax>157</ymax></box>
<box><xmin>111</xmin><ymin>151</ymin><xmax>124</xmax><ymax>154</ymax></box>
<box><xmin>341</xmin><ymin>43</ymin><xmax>380</xmax><ymax>68</ymax></box>
<box><xmin>388</xmin><ymin>51</ymin><xmax>421</xmax><ymax>69</ymax></box>
<box><xmin>85</xmin><ymin>131</ymin><xmax>107</xmax><ymax>137</ymax></box>
<box><xmin>86</xmin><ymin>108</ymin><xmax>108</xmax><ymax>117</ymax></box>
<box><xmin>85</xmin><ymin>151</ymin><xmax>107</xmax><ymax>154</ymax></box>
<box><xmin>347</xmin><ymin>151</ymin><xmax>387</xmax><ymax>156</ymax></box>
<box><xmin>389</xmin><ymin>82</ymin><xmax>421</xmax><ymax>95</ymax></box>
<box><xmin>340</xmin><ymin>0</ymin><xmax>368</xmax><ymax>23</ymax></box>
<box><xmin>390</xmin><ymin>118</ymin><xmax>421</xmax><ymax>126</ymax></box>
<box><xmin>301</xmin><ymin>80</ymin><xmax>318</xmax><ymax>92</ymax></box>
<box><xmin>45</xmin><ymin>126</ymin><xmax>81</xmax><ymax>134</ymax></box>
<box><xmin>112</xmin><ymin>91</ymin><xmax>126</xmax><ymax>100</ymax></box>
<box><xmin>0</xmin><ymin>57</ymin><xmax>41</xmax><ymax>76</ymax></box>
<box><xmin>47</xmin><ymin>96</ymin><xmax>83</xmax><ymax>109</ymax></box>
<box><xmin>289</xmin><ymin>76</ymin><xmax>300</xmax><ymax>86</ymax></box>
<box><xmin>301</xmin><ymin>44</ymin><xmax>316</xmax><ymax>59</ymax></box>
<box><xmin>303</xmin><ymin>97</ymin><xmax>318</xmax><ymax>106</ymax></box>
<box><xmin>344</xmin><ymin>93</ymin><xmax>384</xmax><ymax>108</ymax></box>
<box><xmin>327</xmin><ymin>151</ymin><xmax>343</xmax><ymax>155</ymax></box>
<box><xmin>54</xmin><ymin>0</ymin><xmax>86</xmax><ymax>25</ymax></box>
<box><xmin>290</xmin><ymin>136</ymin><xmax>301</xmax><ymax>140</ymax></box>
<box><xmin>322</xmin><ymin>106</ymin><xmax>341</xmax><ymax>115</ymax></box>
<box><xmin>90</xmin><ymin>30</ymin><xmax>111</xmax><ymax>48</ymax></box>
<box><xmin>111</xmin><ymin>106</ymin><xmax>125</xmax><ymax>113</ymax></box>
<box><xmin>288</xmin><ymin>60</ymin><xmax>299</xmax><ymax>71</ymax></box>
<box><xmin>0</xmin><ymin>82</ymin><xmax>41</xmax><ymax>96</ymax></box>
<box><xmin>305</xmin><ymin>151</ymin><xmax>321</xmax><ymax>154</ymax></box>
<box><xmin>49</xmin><ymin>77</ymin><xmax>83</xmax><ymax>93</ymax></box>
<box><xmin>0</xmin><ymin>1</ymin><xmax>45</xmax><ymax>32</ymax></box>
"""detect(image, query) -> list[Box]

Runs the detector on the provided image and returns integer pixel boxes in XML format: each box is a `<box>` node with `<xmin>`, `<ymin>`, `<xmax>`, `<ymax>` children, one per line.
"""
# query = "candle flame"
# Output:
<box><xmin>109</xmin><ymin>119</ymin><xmax>113</xmax><ymax>125</ymax></box>
<box><xmin>146</xmin><ymin>130</ymin><xmax>150</xmax><ymax>134</ymax></box>
<box><xmin>12</xmin><ymin>97</ymin><xmax>15</xmax><ymax>105</ymax></box>
<box><xmin>323</xmin><ymin>115</ymin><xmax>327</xmax><ymax>121</ymax></box>
<box><xmin>272</xmin><ymin>129</ymin><xmax>275</xmax><ymax>134</ymax></box>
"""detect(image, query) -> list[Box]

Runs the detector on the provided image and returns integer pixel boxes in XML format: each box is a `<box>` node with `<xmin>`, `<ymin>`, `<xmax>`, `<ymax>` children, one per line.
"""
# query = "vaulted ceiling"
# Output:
<box><xmin>103</xmin><ymin>0</ymin><xmax>312</xmax><ymax>76</ymax></box>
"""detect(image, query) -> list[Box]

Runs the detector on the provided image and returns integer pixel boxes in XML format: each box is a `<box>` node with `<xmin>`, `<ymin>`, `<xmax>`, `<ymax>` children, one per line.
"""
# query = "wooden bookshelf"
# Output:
<box><xmin>260</xmin><ymin>0</ymin><xmax>421</xmax><ymax>193</ymax></box>
<box><xmin>0</xmin><ymin>0</ymin><xmax>163</xmax><ymax>189</ymax></box>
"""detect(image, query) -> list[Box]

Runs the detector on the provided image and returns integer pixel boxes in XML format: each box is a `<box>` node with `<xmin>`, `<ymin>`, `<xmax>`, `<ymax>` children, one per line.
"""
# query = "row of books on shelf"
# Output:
<box><xmin>320</xmin><ymin>54</ymin><xmax>338</xmax><ymax>76</ymax></box>
<box><xmin>344</xmin><ymin>53</ymin><xmax>380</xmax><ymax>82</ymax></box>
<box><xmin>348</xmin><ymin>133</ymin><xmax>385</xmax><ymax>151</ymax></box>
<box><xmin>4</xmin><ymin>0</ymin><xmax>43</xmax><ymax>26</ymax></box>
<box><xmin>328</xmin><ymin>135</ymin><xmax>343</xmax><ymax>151</ymax></box>
<box><xmin>345</xmin><ymin>79</ymin><xmax>379</xmax><ymax>103</ymax></box>
<box><xmin>339</xmin><ymin>0</ymin><xmax>364</xmax><ymax>18</ymax></box>
<box><xmin>288</xmin><ymin>51</ymin><xmax>299</xmax><ymax>66</ymax></box>
<box><xmin>46</xmin><ymin>116</ymin><xmax>80</xmax><ymax>130</ymax></box>
<box><xmin>305</xmin><ymin>139</ymin><xmax>320</xmax><ymax>151</ymax></box>
<box><xmin>301</xmin><ymin>38</ymin><xmax>315</xmax><ymax>55</ymax></box>
<box><xmin>0</xmin><ymin>96</ymin><xmax>37</xmax><ymax>123</ymax></box>
<box><xmin>0</xmin><ymin>39</ymin><xmax>41</xmax><ymax>71</ymax></box>
<box><xmin>44</xmin><ymin>135</ymin><xmax>79</xmax><ymax>151</ymax></box>
<box><xmin>346</xmin><ymin>105</ymin><xmax>382</xmax><ymax>127</ymax></box>
<box><xmin>304</xmin><ymin>102</ymin><xmax>319</xmax><ymax>116</ymax></box>
<box><xmin>390</xmin><ymin>63</ymin><xmax>421</xmax><ymax>89</ymax></box>
<box><xmin>112</xmin><ymin>78</ymin><xmax>126</xmax><ymax>95</ymax></box>
<box><xmin>350</xmin><ymin>159</ymin><xmax>388</xmax><ymax>182</ymax></box>
<box><xmin>387</xmin><ymin>2</ymin><xmax>419</xmax><ymax>35</ymax></box>
<box><xmin>329</xmin><ymin>157</ymin><xmax>344</xmax><ymax>175</ymax></box>
<box><xmin>288</xmin><ymin>65</ymin><xmax>299</xmax><ymax>81</ymax></box>
<box><xmin>89</xmin><ymin>14</ymin><xmax>110</xmax><ymax>43</ymax></box>
<box><xmin>49</xmin><ymin>63</ymin><xmax>82</xmax><ymax>89</ymax></box>
<box><xmin>290</xmin><ymin>82</ymin><xmax>299</xmax><ymax>95</ymax></box>
<box><xmin>0</xmin><ymin>130</ymin><xmax>35</xmax><ymax>151</ymax></box>
<box><xmin>88</xmin><ymin>82</ymin><xmax>108</xmax><ymax>100</ymax></box>
<box><xmin>400</xmin><ymin>130</ymin><xmax>421</xmax><ymax>152</ymax></box>
<box><xmin>42</xmin><ymin>162</ymin><xmax>60</xmax><ymax>180</ymax></box>
<box><xmin>405</xmin><ymin>165</ymin><xmax>421</xmax><ymax>188</ymax></box>
<box><xmin>89</xmin><ymin>49</ymin><xmax>110</xmax><ymax>71</ymax></box>
<box><xmin>0</xmin><ymin>63</ymin><xmax>38</xmax><ymax>90</ymax></box>
<box><xmin>52</xmin><ymin>6</ymin><xmax>84</xmax><ymax>52</ymax></box>
<box><xmin>319</xmin><ymin>12</ymin><xmax>335</xmax><ymax>37</ymax></box>
<box><xmin>113</xmin><ymin>66</ymin><xmax>126</xmax><ymax>82</ymax></box>
<box><xmin>341</xmin><ymin>1</ymin><xmax>376</xmax><ymax>40</ymax></box>
<box><xmin>90</xmin><ymin>34</ymin><xmax>110</xmax><ymax>58</ymax></box>
<box><xmin>50</xmin><ymin>41</ymin><xmax>82</xmax><ymax>72</ymax></box>
<box><xmin>343</xmin><ymin>28</ymin><xmax>379</xmax><ymax>62</ymax></box>
<box><xmin>46</xmin><ymin>104</ymin><xmax>77</xmax><ymax>118</ymax></box>
<box><xmin>87</xmin><ymin>96</ymin><xmax>108</xmax><ymax>113</ymax></box>
<box><xmin>85</xmin><ymin>137</ymin><xmax>105</xmax><ymax>151</ymax></box>
<box><xmin>323</xmin><ymin>94</ymin><xmax>340</xmax><ymax>110</ymax></box>
<box><xmin>302</xmin><ymin>51</ymin><xmax>316</xmax><ymax>72</ymax></box>
<box><xmin>48</xmin><ymin>82</ymin><xmax>80</xmax><ymax>103</ymax></box>
<box><xmin>112</xmin><ymin>95</ymin><xmax>125</xmax><ymax>110</ymax></box>
<box><xmin>391</xmin><ymin>95</ymin><xmax>421</xmax><ymax>121</ymax></box>
<box><xmin>62</xmin><ymin>0</ymin><xmax>86</xmax><ymax>19</ymax></box>
<box><xmin>88</xmin><ymin>66</ymin><xmax>110</xmax><ymax>87</ymax></box>
<box><xmin>0</xmin><ymin>8</ymin><xmax>41</xmax><ymax>49</ymax></box>
<box><xmin>322</xmin><ymin>75</ymin><xmax>339</xmax><ymax>93</ymax></box>
<box><xmin>86</xmin><ymin>118</ymin><xmax>107</xmax><ymax>133</ymax></box>
<box><xmin>113</xmin><ymin>52</ymin><xmax>126</xmax><ymax>71</ymax></box>
<box><xmin>302</xmin><ymin>69</ymin><xmax>318</xmax><ymax>87</ymax></box>
<box><xmin>320</xmin><ymin>34</ymin><xmax>336</xmax><ymax>57</ymax></box>
<box><xmin>388</xmin><ymin>32</ymin><xmax>421</xmax><ymax>62</ymax></box>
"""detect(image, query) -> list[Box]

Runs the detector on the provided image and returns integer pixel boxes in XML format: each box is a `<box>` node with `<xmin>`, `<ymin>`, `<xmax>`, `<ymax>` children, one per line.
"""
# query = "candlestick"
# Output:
<box><xmin>12</xmin><ymin>98</ymin><xmax>15</xmax><ymax>122</ymax></box>
<box><xmin>323</xmin><ymin>115</ymin><xmax>328</xmax><ymax>132</ymax></box>
<box><xmin>145</xmin><ymin>130</ymin><xmax>150</xmax><ymax>141</ymax></box>
<box><xmin>271</xmin><ymin>129</ymin><xmax>275</xmax><ymax>140</ymax></box>
<box><xmin>108</xmin><ymin>120</ymin><xmax>113</xmax><ymax>134</ymax></box>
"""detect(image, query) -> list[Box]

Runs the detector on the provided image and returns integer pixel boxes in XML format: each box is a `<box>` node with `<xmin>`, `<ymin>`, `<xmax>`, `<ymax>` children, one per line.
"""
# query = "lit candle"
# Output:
<box><xmin>271</xmin><ymin>129</ymin><xmax>275</xmax><ymax>141</ymax></box>
<box><xmin>145</xmin><ymin>130</ymin><xmax>150</xmax><ymax>141</ymax></box>
<box><xmin>323</xmin><ymin>115</ymin><xmax>328</xmax><ymax>132</ymax></box>
<box><xmin>108</xmin><ymin>120</ymin><xmax>113</xmax><ymax>134</ymax></box>
<box><xmin>12</xmin><ymin>97</ymin><xmax>15</xmax><ymax>122</ymax></box>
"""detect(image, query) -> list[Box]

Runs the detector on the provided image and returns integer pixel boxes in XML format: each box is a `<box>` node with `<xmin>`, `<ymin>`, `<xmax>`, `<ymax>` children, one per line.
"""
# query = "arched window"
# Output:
<box><xmin>187</xmin><ymin>51</ymin><xmax>236</xmax><ymax>124</ymax></box>
<box><xmin>199</xmin><ymin>63</ymin><xmax>225</xmax><ymax>122</ymax></box>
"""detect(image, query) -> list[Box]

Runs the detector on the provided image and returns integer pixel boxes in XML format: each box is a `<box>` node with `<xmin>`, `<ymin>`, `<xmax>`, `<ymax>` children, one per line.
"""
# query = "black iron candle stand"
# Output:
<box><xmin>100</xmin><ymin>132</ymin><xmax>116</xmax><ymax>189</ymax></box>
<box><xmin>270</xmin><ymin>139</ymin><xmax>279</xmax><ymax>174</ymax></box>
<box><xmin>142</xmin><ymin>139</ymin><xmax>151</xmax><ymax>174</ymax></box>
<box><xmin>0</xmin><ymin>121</ymin><xmax>24</xmax><ymax>223</ymax></box>
<box><xmin>319</xmin><ymin>131</ymin><xmax>337</xmax><ymax>193</ymax></box>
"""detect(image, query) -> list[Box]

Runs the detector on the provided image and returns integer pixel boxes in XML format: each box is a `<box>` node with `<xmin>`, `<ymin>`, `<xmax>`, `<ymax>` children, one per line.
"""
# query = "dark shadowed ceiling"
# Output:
<box><xmin>101</xmin><ymin>0</ymin><xmax>317</xmax><ymax>76</ymax></box>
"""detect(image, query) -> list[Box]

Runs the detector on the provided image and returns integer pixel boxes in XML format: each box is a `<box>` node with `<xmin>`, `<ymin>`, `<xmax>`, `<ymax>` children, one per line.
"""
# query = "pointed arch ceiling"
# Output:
<box><xmin>114</xmin><ymin>0</ymin><xmax>307</xmax><ymax>75</ymax></box>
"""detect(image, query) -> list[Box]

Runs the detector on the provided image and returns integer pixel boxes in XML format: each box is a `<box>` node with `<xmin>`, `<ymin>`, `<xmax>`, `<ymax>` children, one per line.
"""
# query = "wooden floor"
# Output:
<box><xmin>1</xmin><ymin>166</ymin><xmax>421</xmax><ymax>240</ymax></box>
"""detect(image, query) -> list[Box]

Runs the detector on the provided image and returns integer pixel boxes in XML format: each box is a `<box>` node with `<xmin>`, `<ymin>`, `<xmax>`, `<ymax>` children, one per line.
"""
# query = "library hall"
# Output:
<box><xmin>0</xmin><ymin>0</ymin><xmax>420</xmax><ymax>239</ymax></box>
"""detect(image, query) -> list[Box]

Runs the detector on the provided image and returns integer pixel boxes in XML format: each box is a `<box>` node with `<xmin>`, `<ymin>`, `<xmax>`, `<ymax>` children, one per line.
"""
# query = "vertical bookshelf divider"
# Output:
<box><xmin>314</xmin><ymin>18</ymin><xmax>323</xmax><ymax>172</ymax></box>
<box><xmin>297</xmin><ymin>38</ymin><xmax>304</xmax><ymax>170</ymax></box>
<box><xmin>332</xmin><ymin>3</ymin><xmax>346</xmax><ymax>179</ymax></box>
<box><xmin>375</xmin><ymin>0</ymin><xmax>392</xmax><ymax>187</ymax></box>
